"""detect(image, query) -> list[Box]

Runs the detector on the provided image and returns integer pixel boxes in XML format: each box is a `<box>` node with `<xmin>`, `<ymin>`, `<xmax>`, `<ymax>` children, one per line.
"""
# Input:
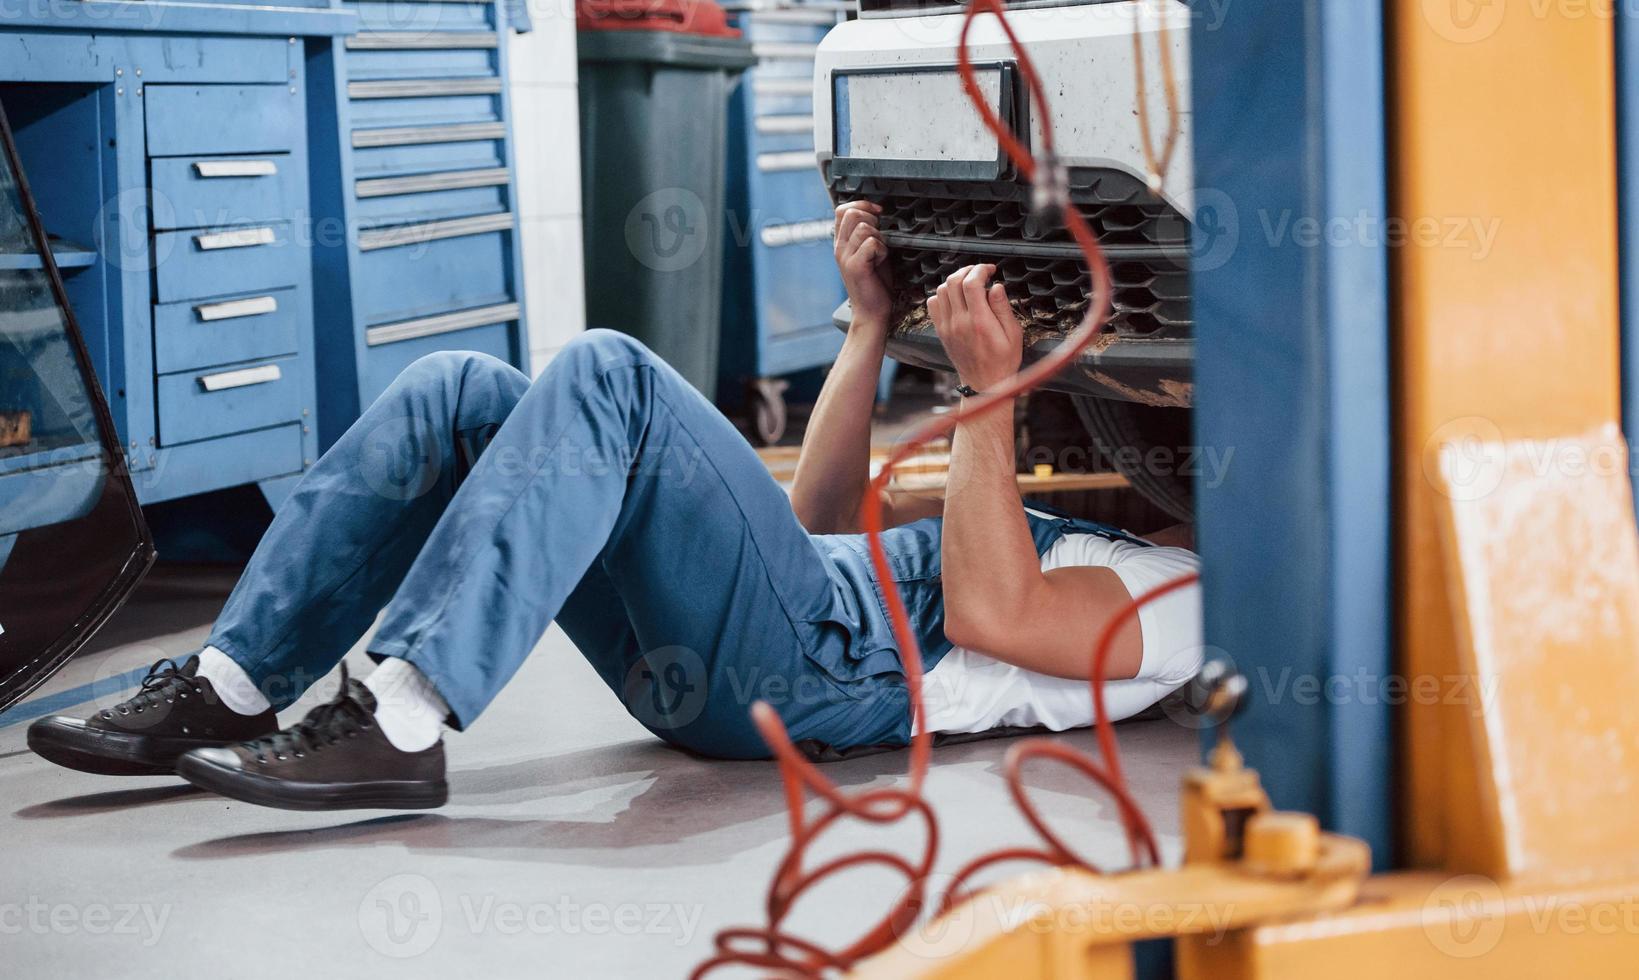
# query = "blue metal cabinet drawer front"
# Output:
<box><xmin>153</xmin><ymin>289</ymin><xmax>302</xmax><ymax>375</ymax></box>
<box><xmin>718</xmin><ymin>4</ymin><xmax>848</xmax><ymax>428</ymax></box>
<box><xmin>355</xmin><ymin>224</ymin><xmax>513</xmax><ymax>324</ymax></box>
<box><xmin>0</xmin><ymin>26</ymin><xmax>331</xmax><ymax>516</ymax></box>
<box><xmin>743</xmin><ymin>165</ymin><xmax>831</xmax><ymax>221</ymax></box>
<box><xmin>153</xmin><ymin>223</ymin><xmax>304</xmax><ymax>304</ymax></box>
<box><xmin>306</xmin><ymin>0</ymin><xmax>528</xmax><ymax>447</ymax></box>
<box><xmin>355</xmin><ymin>181</ymin><xmax>507</xmax><ymax>227</ymax></box>
<box><xmin>346</xmin><ymin>48</ymin><xmax>497</xmax><ymax>80</ymax></box>
<box><xmin>150</xmin><ymin>155</ymin><xmax>300</xmax><ymax>231</ymax></box>
<box><xmin>363</xmin><ymin>317</ymin><xmax>515</xmax><ymax>397</ymax></box>
<box><xmin>145</xmin><ymin>85</ymin><xmax>301</xmax><ymax>156</ymax></box>
<box><xmin>352</xmin><ymin>138</ymin><xmax>505</xmax><ymax>179</ymax></box>
<box><xmin>157</xmin><ymin>357</ymin><xmax>303</xmax><ymax>446</ymax></box>
<box><xmin>351</xmin><ymin>0</ymin><xmax>492</xmax><ymax>31</ymax></box>
<box><xmin>350</xmin><ymin>93</ymin><xmax>499</xmax><ymax>130</ymax></box>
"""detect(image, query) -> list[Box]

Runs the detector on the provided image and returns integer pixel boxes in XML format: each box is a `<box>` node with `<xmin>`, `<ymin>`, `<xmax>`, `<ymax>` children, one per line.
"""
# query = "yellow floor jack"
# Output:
<box><xmin>856</xmin><ymin>427</ymin><xmax>1639</xmax><ymax>978</ymax></box>
<box><xmin>854</xmin><ymin>663</ymin><xmax>1373</xmax><ymax>980</ymax></box>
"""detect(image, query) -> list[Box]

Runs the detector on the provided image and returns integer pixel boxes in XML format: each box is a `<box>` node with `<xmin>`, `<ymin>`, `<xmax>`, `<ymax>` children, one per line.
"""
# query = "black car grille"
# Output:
<box><xmin>828</xmin><ymin>170</ymin><xmax>1192</xmax><ymax>342</ymax></box>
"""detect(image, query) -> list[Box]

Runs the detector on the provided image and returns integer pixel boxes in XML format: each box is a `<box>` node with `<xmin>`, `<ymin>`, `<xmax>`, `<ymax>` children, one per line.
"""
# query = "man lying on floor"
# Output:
<box><xmin>28</xmin><ymin>201</ymin><xmax>1202</xmax><ymax>811</ymax></box>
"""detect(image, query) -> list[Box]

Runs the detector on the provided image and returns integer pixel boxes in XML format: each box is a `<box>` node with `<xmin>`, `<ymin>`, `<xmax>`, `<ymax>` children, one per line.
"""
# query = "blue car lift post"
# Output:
<box><xmin>1190</xmin><ymin>0</ymin><xmax>1394</xmax><ymax>865</ymax></box>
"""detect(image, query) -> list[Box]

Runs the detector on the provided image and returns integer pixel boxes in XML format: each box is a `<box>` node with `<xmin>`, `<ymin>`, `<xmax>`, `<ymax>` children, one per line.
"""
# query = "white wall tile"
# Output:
<box><xmin>508</xmin><ymin>12</ymin><xmax>585</xmax><ymax>367</ymax></box>
<box><xmin>511</xmin><ymin>83</ymin><xmax>582</xmax><ymax>218</ymax></box>
<box><xmin>519</xmin><ymin>215</ymin><xmax>587</xmax><ymax>367</ymax></box>
<box><xmin>510</xmin><ymin>0</ymin><xmax>580</xmax><ymax>86</ymax></box>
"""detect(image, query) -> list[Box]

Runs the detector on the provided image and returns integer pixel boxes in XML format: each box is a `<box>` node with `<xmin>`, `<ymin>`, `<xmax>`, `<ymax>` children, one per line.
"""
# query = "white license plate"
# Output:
<box><xmin>832</xmin><ymin>64</ymin><xmax>1017</xmax><ymax>180</ymax></box>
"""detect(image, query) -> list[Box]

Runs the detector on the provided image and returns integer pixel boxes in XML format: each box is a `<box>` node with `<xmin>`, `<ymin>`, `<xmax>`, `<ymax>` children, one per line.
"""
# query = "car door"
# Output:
<box><xmin>0</xmin><ymin>102</ymin><xmax>154</xmax><ymax>714</ymax></box>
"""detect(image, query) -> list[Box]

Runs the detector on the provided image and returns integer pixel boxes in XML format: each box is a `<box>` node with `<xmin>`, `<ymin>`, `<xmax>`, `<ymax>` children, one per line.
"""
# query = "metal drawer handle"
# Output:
<box><xmin>757</xmin><ymin>150</ymin><xmax>817</xmax><ymax>172</ymax></box>
<box><xmin>761</xmin><ymin>218</ymin><xmax>833</xmax><ymax>248</ymax></box>
<box><xmin>351</xmin><ymin>122</ymin><xmax>506</xmax><ymax>149</ymax></box>
<box><xmin>751</xmin><ymin>41</ymin><xmax>818</xmax><ymax>59</ymax></box>
<box><xmin>356</xmin><ymin>211</ymin><xmax>514</xmax><ymax>252</ymax></box>
<box><xmin>752</xmin><ymin>77</ymin><xmax>814</xmax><ymax>98</ymax></box>
<box><xmin>199</xmin><ymin>364</ymin><xmax>282</xmax><ymax>392</ymax></box>
<box><xmin>755</xmin><ymin>114</ymin><xmax>814</xmax><ymax>135</ymax></box>
<box><xmin>195</xmin><ymin>227</ymin><xmax>277</xmax><ymax>251</ymax></box>
<box><xmin>365</xmin><ymin>301</ymin><xmax>521</xmax><ymax>347</ymax></box>
<box><xmin>194</xmin><ymin>160</ymin><xmax>279</xmax><ymax>179</ymax></box>
<box><xmin>355</xmin><ymin>167</ymin><xmax>511</xmax><ymax>199</ymax></box>
<box><xmin>349</xmin><ymin>77</ymin><xmax>503</xmax><ymax>100</ymax></box>
<box><xmin>195</xmin><ymin>295</ymin><xmax>279</xmax><ymax>322</ymax></box>
<box><xmin>346</xmin><ymin>31</ymin><xmax>500</xmax><ymax>51</ymax></box>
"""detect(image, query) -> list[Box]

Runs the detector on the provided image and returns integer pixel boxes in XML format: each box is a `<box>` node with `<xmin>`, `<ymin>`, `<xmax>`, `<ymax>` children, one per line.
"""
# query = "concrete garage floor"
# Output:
<box><xmin>1</xmin><ymin>567</ymin><xmax>1197</xmax><ymax>978</ymax></box>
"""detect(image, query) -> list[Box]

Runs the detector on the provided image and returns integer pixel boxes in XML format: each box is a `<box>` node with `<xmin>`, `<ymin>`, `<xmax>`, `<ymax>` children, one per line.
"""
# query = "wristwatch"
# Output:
<box><xmin>954</xmin><ymin>384</ymin><xmax>982</xmax><ymax>399</ymax></box>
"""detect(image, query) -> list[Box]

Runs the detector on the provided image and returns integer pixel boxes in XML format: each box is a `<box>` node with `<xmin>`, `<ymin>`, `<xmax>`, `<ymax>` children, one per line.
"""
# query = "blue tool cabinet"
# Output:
<box><xmin>718</xmin><ymin>3</ymin><xmax>848</xmax><ymax>444</ymax></box>
<box><xmin>0</xmin><ymin>19</ymin><xmax>347</xmax><ymax>510</ymax></box>
<box><xmin>0</xmin><ymin>0</ymin><xmax>530</xmax><ymax>547</ymax></box>
<box><xmin>306</xmin><ymin>0</ymin><xmax>531</xmax><ymax>448</ymax></box>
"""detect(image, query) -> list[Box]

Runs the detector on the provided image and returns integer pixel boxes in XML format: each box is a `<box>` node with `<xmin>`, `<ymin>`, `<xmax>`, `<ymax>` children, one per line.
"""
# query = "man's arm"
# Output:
<box><xmin>932</xmin><ymin>265</ymin><xmax>1146</xmax><ymax>682</ymax></box>
<box><xmin>790</xmin><ymin>202</ymin><xmax>942</xmax><ymax>533</ymax></box>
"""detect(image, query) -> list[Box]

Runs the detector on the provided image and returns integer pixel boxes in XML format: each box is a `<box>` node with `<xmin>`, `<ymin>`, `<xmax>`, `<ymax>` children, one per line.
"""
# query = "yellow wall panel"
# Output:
<box><xmin>1393</xmin><ymin>1</ymin><xmax>1621</xmax><ymax>871</ymax></box>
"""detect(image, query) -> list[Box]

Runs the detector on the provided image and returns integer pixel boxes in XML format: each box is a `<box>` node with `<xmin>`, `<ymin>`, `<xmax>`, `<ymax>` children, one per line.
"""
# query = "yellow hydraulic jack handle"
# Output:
<box><xmin>852</xmin><ymin>665</ymin><xmax>1373</xmax><ymax>980</ymax></box>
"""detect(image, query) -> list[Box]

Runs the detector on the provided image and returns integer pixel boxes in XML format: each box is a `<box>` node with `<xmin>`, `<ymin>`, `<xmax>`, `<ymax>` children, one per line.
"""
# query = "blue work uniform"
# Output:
<box><xmin>208</xmin><ymin>330</ymin><xmax>1144</xmax><ymax>759</ymax></box>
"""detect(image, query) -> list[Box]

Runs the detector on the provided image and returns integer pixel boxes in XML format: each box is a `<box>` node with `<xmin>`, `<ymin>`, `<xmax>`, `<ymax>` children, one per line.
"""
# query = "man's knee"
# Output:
<box><xmin>559</xmin><ymin>329</ymin><xmax>655</xmax><ymax>371</ymax></box>
<box><xmin>394</xmin><ymin>350</ymin><xmax>515</xmax><ymax>397</ymax></box>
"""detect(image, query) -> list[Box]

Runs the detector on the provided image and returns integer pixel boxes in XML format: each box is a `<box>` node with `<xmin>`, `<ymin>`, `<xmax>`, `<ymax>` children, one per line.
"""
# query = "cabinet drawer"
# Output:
<box><xmin>154</xmin><ymin>289</ymin><xmax>302</xmax><ymax>374</ymax></box>
<box><xmin>352</xmin><ymin>138</ymin><xmax>505</xmax><ymax>179</ymax></box>
<box><xmin>356</xmin><ymin>186</ymin><xmax>508</xmax><ymax>229</ymax></box>
<box><xmin>755</xmin><ymin>236</ymin><xmax>846</xmax><ymax>337</ymax></box>
<box><xmin>749</xmin><ymin>86</ymin><xmax>813</xmax><ymax>118</ymax></box>
<box><xmin>158</xmin><ymin>358</ymin><xmax>302</xmax><ymax>446</ymax></box>
<box><xmin>740</xmin><ymin>16</ymin><xmax>835</xmax><ymax>43</ymax></box>
<box><xmin>743</xmin><ymin>166</ymin><xmax>832</xmax><ymax>222</ymax></box>
<box><xmin>355</xmin><ymin>227</ymin><xmax>512</xmax><ymax>326</ymax></box>
<box><xmin>349</xmin><ymin>94</ymin><xmax>499</xmax><ymax>130</ymax></box>
<box><xmin>154</xmin><ymin>223</ymin><xmax>303</xmax><ymax>305</ymax></box>
<box><xmin>150</xmin><ymin>155</ymin><xmax>298</xmax><ymax>231</ymax></box>
<box><xmin>346</xmin><ymin>48</ymin><xmax>497</xmax><ymax>80</ymax></box>
<box><xmin>747</xmin><ymin>44</ymin><xmax>816</xmax><ymax>79</ymax></box>
<box><xmin>352</xmin><ymin>0</ymin><xmax>494</xmax><ymax>31</ymax></box>
<box><xmin>362</xmin><ymin>320</ymin><xmax>514</xmax><ymax>405</ymax></box>
<box><xmin>145</xmin><ymin>85</ymin><xmax>299</xmax><ymax>157</ymax></box>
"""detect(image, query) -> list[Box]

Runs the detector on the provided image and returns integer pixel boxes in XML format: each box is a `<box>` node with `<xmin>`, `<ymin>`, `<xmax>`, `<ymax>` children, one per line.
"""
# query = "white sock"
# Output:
<box><xmin>364</xmin><ymin>658</ymin><xmax>449</xmax><ymax>753</ymax></box>
<box><xmin>197</xmin><ymin>646</ymin><xmax>273</xmax><ymax>715</ymax></box>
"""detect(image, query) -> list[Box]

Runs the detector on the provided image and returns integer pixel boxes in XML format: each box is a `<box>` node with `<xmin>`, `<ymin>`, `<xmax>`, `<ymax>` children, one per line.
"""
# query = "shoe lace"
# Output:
<box><xmin>109</xmin><ymin>658</ymin><xmax>202</xmax><ymax>716</ymax></box>
<box><xmin>242</xmin><ymin>665</ymin><xmax>373</xmax><ymax>763</ymax></box>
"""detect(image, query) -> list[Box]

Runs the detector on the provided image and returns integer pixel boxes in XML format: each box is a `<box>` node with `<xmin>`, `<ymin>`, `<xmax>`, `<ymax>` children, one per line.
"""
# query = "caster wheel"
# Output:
<box><xmin>748</xmin><ymin>378</ymin><xmax>789</xmax><ymax>446</ymax></box>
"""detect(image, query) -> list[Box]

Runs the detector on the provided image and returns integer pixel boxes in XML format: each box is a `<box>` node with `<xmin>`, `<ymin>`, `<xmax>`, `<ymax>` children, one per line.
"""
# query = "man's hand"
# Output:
<box><xmin>928</xmin><ymin>264</ymin><xmax>1023</xmax><ymax>392</ymax></box>
<box><xmin>834</xmin><ymin>201</ymin><xmax>893</xmax><ymax>327</ymax></box>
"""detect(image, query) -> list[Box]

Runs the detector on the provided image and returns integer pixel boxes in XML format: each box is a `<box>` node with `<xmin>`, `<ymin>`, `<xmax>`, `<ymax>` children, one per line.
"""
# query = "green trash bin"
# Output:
<box><xmin>576</xmin><ymin>1</ymin><xmax>756</xmax><ymax>394</ymax></box>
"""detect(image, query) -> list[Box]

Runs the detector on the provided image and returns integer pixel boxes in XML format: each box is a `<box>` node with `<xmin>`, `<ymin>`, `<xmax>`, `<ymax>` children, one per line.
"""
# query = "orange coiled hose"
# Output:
<box><xmin>691</xmin><ymin>1</ymin><xmax>1189</xmax><ymax>975</ymax></box>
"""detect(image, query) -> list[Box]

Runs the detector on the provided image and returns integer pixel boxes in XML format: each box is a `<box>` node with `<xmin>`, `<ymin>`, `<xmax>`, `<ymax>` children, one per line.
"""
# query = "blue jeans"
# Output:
<box><xmin>208</xmin><ymin>330</ymin><xmax>1137</xmax><ymax>757</ymax></box>
<box><xmin>208</xmin><ymin>331</ymin><xmax>920</xmax><ymax>757</ymax></box>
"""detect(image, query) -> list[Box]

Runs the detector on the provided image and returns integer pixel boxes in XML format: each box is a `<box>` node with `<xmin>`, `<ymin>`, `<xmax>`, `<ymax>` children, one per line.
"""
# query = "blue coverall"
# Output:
<box><xmin>207</xmin><ymin>330</ymin><xmax>1131</xmax><ymax>757</ymax></box>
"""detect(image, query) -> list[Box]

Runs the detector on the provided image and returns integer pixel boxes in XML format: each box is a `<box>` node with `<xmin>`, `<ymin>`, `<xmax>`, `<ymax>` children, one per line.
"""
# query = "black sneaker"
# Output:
<box><xmin>175</xmin><ymin>666</ymin><xmax>447</xmax><ymax>811</ymax></box>
<box><xmin>28</xmin><ymin>656</ymin><xmax>279</xmax><ymax>776</ymax></box>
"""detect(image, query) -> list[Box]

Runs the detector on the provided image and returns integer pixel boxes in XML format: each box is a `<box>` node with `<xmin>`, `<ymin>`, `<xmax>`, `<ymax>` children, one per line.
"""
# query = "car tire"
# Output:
<box><xmin>1072</xmin><ymin>396</ymin><xmax>1195</xmax><ymax>523</ymax></box>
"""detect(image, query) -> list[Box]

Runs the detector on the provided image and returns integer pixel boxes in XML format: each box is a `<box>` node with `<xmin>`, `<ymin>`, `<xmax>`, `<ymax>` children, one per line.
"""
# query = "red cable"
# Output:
<box><xmin>938</xmin><ymin>573</ymin><xmax>1198</xmax><ymax>912</ymax></box>
<box><xmin>692</xmin><ymin>2</ymin><xmax>1192</xmax><ymax>974</ymax></box>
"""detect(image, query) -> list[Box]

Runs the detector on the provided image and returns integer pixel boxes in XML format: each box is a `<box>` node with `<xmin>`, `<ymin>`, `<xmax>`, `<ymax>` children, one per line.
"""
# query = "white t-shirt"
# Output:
<box><xmin>921</xmin><ymin>531</ymin><xmax>1203</xmax><ymax>736</ymax></box>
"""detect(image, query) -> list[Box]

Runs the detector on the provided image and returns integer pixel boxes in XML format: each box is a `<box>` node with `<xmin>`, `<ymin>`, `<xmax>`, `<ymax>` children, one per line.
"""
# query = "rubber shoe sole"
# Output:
<box><xmin>175</xmin><ymin>751</ymin><xmax>448</xmax><ymax>811</ymax></box>
<box><xmin>27</xmin><ymin>717</ymin><xmax>226</xmax><ymax>776</ymax></box>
